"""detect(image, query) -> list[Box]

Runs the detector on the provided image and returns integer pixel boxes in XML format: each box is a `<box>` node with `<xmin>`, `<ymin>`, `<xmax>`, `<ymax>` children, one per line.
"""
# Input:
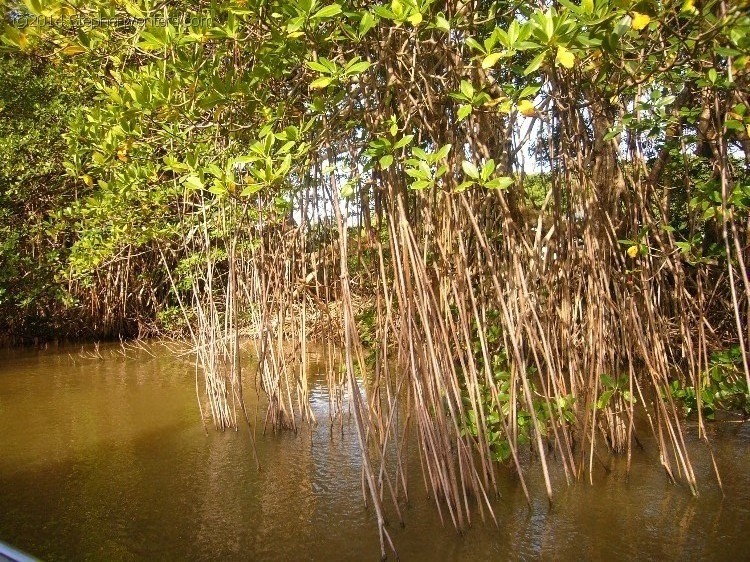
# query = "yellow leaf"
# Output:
<box><xmin>518</xmin><ymin>99</ymin><xmax>536</xmax><ymax>117</ymax></box>
<box><xmin>482</xmin><ymin>52</ymin><xmax>503</xmax><ymax>69</ymax></box>
<box><xmin>681</xmin><ymin>0</ymin><xmax>698</xmax><ymax>14</ymax></box>
<box><xmin>62</xmin><ymin>44</ymin><xmax>86</xmax><ymax>56</ymax></box>
<box><xmin>631</xmin><ymin>12</ymin><xmax>650</xmax><ymax>31</ymax></box>
<box><xmin>408</xmin><ymin>12</ymin><xmax>423</xmax><ymax>26</ymax></box>
<box><xmin>627</xmin><ymin>246</ymin><xmax>639</xmax><ymax>258</ymax></box>
<box><xmin>82</xmin><ymin>174</ymin><xmax>94</xmax><ymax>187</ymax></box>
<box><xmin>310</xmin><ymin>77</ymin><xmax>333</xmax><ymax>89</ymax></box>
<box><xmin>555</xmin><ymin>46</ymin><xmax>575</xmax><ymax>69</ymax></box>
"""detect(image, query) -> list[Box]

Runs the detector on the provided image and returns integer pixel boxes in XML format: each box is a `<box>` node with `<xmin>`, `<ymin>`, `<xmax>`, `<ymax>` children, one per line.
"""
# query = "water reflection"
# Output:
<box><xmin>0</xmin><ymin>343</ymin><xmax>748</xmax><ymax>560</ymax></box>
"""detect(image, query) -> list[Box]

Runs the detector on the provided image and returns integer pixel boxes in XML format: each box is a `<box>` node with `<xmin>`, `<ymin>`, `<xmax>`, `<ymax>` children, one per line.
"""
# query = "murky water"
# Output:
<box><xmin>1</xmin><ymin>342</ymin><xmax>749</xmax><ymax>561</ymax></box>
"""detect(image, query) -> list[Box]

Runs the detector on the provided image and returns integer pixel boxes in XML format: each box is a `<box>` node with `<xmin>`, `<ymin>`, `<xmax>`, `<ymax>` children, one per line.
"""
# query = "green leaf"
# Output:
<box><xmin>485</xmin><ymin>176</ymin><xmax>513</xmax><ymax>190</ymax></box>
<box><xmin>345</xmin><ymin>61</ymin><xmax>371</xmax><ymax>75</ymax></box>
<box><xmin>313</xmin><ymin>4</ymin><xmax>342</xmax><ymax>19</ymax></box>
<box><xmin>24</xmin><ymin>0</ymin><xmax>43</xmax><ymax>16</ymax></box>
<box><xmin>373</xmin><ymin>6</ymin><xmax>396</xmax><ymax>19</ymax></box>
<box><xmin>278</xmin><ymin>154</ymin><xmax>292</xmax><ymax>176</ymax></box>
<box><xmin>597</xmin><ymin>390</ymin><xmax>614</xmax><ymax>410</ymax></box>
<box><xmin>524</xmin><ymin>52</ymin><xmax>546</xmax><ymax>75</ymax></box>
<box><xmin>61</xmin><ymin>44</ymin><xmax>86</xmax><ymax>57</ymax></box>
<box><xmin>209</xmin><ymin>183</ymin><xmax>228</xmax><ymax>196</ymax></box>
<box><xmin>139</xmin><ymin>30</ymin><xmax>166</xmax><ymax>50</ymax></box>
<box><xmin>435</xmin><ymin>144</ymin><xmax>452</xmax><ymax>161</ymax></box>
<box><xmin>542</xmin><ymin>10</ymin><xmax>554</xmax><ymax>41</ymax></box>
<box><xmin>460</xmin><ymin>80</ymin><xmax>475</xmax><ymax>100</ymax></box>
<box><xmin>310</xmin><ymin>77</ymin><xmax>333</xmax><ymax>89</ymax></box>
<box><xmin>410</xmin><ymin>180</ymin><xmax>432</xmax><ymax>190</ymax></box>
<box><xmin>124</xmin><ymin>2</ymin><xmax>145</xmax><ymax>18</ymax></box>
<box><xmin>490</xmin><ymin>29</ymin><xmax>509</xmax><ymax>50</ymax></box>
<box><xmin>482</xmin><ymin>52</ymin><xmax>503</xmax><ymax>69</ymax></box>
<box><xmin>204</xmin><ymin>163</ymin><xmax>223</xmax><ymax>178</ymax></box>
<box><xmin>465</xmin><ymin>37</ymin><xmax>485</xmax><ymax>53</ymax></box>
<box><xmin>393</xmin><ymin>135</ymin><xmax>414</xmax><ymax>150</ymax></box>
<box><xmin>359</xmin><ymin>12</ymin><xmax>376</xmax><ymax>36</ymax></box>
<box><xmin>518</xmin><ymin>85</ymin><xmax>541</xmax><ymax>99</ymax></box>
<box><xmin>287</xmin><ymin>16</ymin><xmax>305</xmax><ymax>34</ymax></box>
<box><xmin>240</xmin><ymin>183</ymin><xmax>263</xmax><ymax>196</ymax></box>
<box><xmin>508</xmin><ymin>20</ymin><xmax>520</xmax><ymax>45</ymax></box>
<box><xmin>462</xmin><ymin>160</ymin><xmax>480</xmax><ymax>179</ymax></box>
<box><xmin>603</xmin><ymin>127</ymin><xmax>622</xmax><ymax>141</ymax></box>
<box><xmin>1</xmin><ymin>26</ymin><xmax>27</xmax><ymax>49</ymax></box>
<box><xmin>341</xmin><ymin>182</ymin><xmax>354</xmax><ymax>198</ymax></box>
<box><xmin>614</xmin><ymin>15</ymin><xmax>632</xmax><ymax>36</ymax></box>
<box><xmin>457</xmin><ymin>104</ymin><xmax>473</xmax><ymax>121</ymax></box>
<box><xmin>307</xmin><ymin>60</ymin><xmax>332</xmax><ymax>73</ymax></box>
<box><xmin>284</xmin><ymin>125</ymin><xmax>299</xmax><ymax>141</ymax></box>
<box><xmin>183</xmin><ymin>175</ymin><xmax>204</xmax><ymax>191</ymax></box>
<box><xmin>557</xmin><ymin>0</ymin><xmax>581</xmax><ymax>14</ymax></box>
<box><xmin>263</xmin><ymin>133</ymin><xmax>275</xmax><ymax>155</ymax></box>
<box><xmin>481</xmin><ymin>159</ymin><xmax>496</xmax><ymax>181</ymax></box>
<box><xmin>379</xmin><ymin>154</ymin><xmax>394</xmax><ymax>168</ymax></box>
<box><xmin>725</xmin><ymin>119</ymin><xmax>744</xmax><ymax>132</ymax></box>
<box><xmin>434</xmin><ymin>13</ymin><xmax>450</xmax><ymax>32</ymax></box>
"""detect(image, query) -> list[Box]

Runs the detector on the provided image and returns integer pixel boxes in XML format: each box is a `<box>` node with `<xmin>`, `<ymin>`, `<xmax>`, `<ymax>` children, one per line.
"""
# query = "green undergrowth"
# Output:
<box><xmin>667</xmin><ymin>345</ymin><xmax>750</xmax><ymax>419</ymax></box>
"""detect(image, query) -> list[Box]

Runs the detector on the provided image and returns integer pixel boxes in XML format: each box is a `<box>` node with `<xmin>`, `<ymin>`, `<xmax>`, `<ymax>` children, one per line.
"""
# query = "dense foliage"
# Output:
<box><xmin>0</xmin><ymin>56</ymin><xmax>73</xmax><ymax>341</ymax></box>
<box><xmin>2</xmin><ymin>0</ymin><xmax>750</xmax><ymax>555</ymax></box>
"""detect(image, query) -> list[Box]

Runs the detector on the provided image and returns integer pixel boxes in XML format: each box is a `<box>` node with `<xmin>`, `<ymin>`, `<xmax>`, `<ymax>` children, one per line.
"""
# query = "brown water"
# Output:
<box><xmin>0</xmin><ymin>342</ymin><xmax>749</xmax><ymax>561</ymax></box>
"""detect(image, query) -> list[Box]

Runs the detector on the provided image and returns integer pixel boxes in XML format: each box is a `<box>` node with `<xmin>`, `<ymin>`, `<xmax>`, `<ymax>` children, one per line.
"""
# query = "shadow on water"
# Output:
<box><xmin>0</xmin><ymin>343</ymin><xmax>749</xmax><ymax>560</ymax></box>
